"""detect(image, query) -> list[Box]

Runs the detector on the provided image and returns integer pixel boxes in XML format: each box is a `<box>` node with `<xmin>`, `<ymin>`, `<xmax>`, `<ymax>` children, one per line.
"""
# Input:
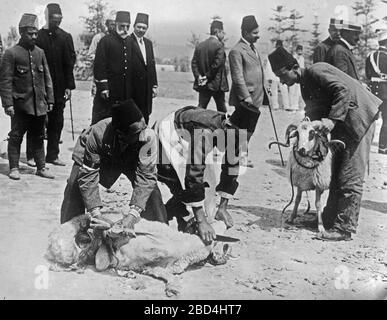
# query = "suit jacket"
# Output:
<box><xmin>312</xmin><ymin>37</ymin><xmax>335</xmax><ymax>63</ymax></box>
<box><xmin>0</xmin><ymin>42</ymin><xmax>54</xmax><ymax>116</ymax></box>
<box><xmin>300</xmin><ymin>63</ymin><xmax>381</xmax><ymax>149</ymax></box>
<box><xmin>130</xmin><ymin>33</ymin><xmax>157</xmax><ymax>120</ymax></box>
<box><xmin>191</xmin><ymin>36</ymin><xmax>229</xmax><ymax>92</ymax></box>
<box><xmin>228</xmin><ymin>39</ymin><xmax>268</xmax><ymax>109</ymax></box>
<box><xmin>94</xmin><ymin>32</ymin><xmax>133</xmax><ymax>102</ymax></box>
<box><xmin>37</xmin><ymin>28</ymin><xmax>76</xmax><ymax>104</ymax></box>
<box><xmin>325</xmin><ymin>40</ymin><xmax>360</xmax><ymax>80</ymax></box>
<box><xmin>72</xmin><ymin>118</ymin><xmax>158</xmax><ymax>211</ymax></box>
<box><xmin>365</xmin><ymin>47</ymin><xmax>387</xmax><ymax>103</ymax></box>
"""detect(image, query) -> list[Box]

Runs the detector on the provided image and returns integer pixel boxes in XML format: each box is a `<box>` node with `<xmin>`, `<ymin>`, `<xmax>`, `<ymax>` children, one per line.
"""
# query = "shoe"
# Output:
<box><xmin>46</xmin><ymin>158</ymin><xmax>66</xmax><ymax>166</ymax></box>
<box><xmin>9</xmin><ymin>168</ymin><xmax>20</xmax><ymax>180</ymax></box>
<box><xmin>379</xmin><ymin>147</ymin><xmax>387</xmax><ymax>155</ymax></box>
<box><xmin>240</xmin><ymin>158</ymin><xmax>254</xmax><ymax>168</ymax></box>
<box><xmin>26</xmin><ymin>159</ymin><xmax>36</xmax><ymax>167</ymax></box>
<box><xmin>36</xmin><ymin>167</ymin><xmax>55</xmax><ymax>179</ymax></box>
<box><xmin>315</xmin><ymin>228</ymin><xmax>352</xmax><ymax>241</ymax></box>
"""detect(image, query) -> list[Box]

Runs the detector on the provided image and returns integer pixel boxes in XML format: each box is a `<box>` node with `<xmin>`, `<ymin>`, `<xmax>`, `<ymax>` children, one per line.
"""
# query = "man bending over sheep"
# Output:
<box><xmin>60</xmin><ymin>99</ymin><xmax>167</xmax><ymax>232</ymax></box>
<box><xmin>155</xmin><ymin>105</ymin><xmax>259</xmax><ymax>244</ymax></box>
<box><xmin>268</xmin><ymin>47</ymin><xmax>382</xmax><ymax>241</ymax></box>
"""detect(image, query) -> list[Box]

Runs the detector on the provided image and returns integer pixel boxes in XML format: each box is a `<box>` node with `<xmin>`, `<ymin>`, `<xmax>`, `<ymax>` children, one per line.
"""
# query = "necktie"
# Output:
<box><xmin>250</xmin><ymin>44</ymin><xmax>256</xmax><ymax>52</ymax></box>
<box><xmin>139</xmin><ymin>38</ymin><xmax>143</xmax><ymax>45</ymax></box>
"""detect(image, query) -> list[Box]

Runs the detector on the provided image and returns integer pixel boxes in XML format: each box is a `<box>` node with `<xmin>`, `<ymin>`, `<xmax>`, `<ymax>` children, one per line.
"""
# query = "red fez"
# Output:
<box><xmin>135</xmin><ymin>13</ymin><xmax>149</xmax><ymax>26</ymax></box>
<box><xmin>211</xmin><ymin>20</ymin><xmax>223</xmax><ymax>31</ymax></box>
<box><xmin>268</xmin><ymin>47</ymin><xmax>298</xmax><ymax>73</ymax></box>
<box><xmin>47</xmin><ymin>3</ymin><xmax>62</xmax><ymax>16</ymax></box>
<box><xmin>116</xmin><ymin>11</ymin><xmax>131</xmax><ymax>24</ymax></box>
<box><xmin>19</xmin><ymin>13</ymin><xmax>39</xmax><ymax>29</ymax></box>
<box><xmin>241</xmin><ymin>15</ymin><xmax>258</xmax><ymax>32</ymax></box>
<box><xmin>112</xmin><ymin>99</ymin><xmax>144</xmax><ymax>134</ymax></box>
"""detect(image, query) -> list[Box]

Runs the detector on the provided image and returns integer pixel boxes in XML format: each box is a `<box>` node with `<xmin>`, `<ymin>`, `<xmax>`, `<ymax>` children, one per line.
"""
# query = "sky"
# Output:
<box><xmin>1</xmin><ymin>0</ymin><xmax>386</xmax><ymax>56</ymax></box>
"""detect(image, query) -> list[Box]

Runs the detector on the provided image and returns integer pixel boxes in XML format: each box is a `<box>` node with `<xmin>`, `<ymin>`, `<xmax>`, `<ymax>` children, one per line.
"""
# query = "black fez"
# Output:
<box><xmin>47</xmin><ymin>3</ymin><xmax>62</xmax><ymax>16</ymax></box>
<box><xmin>211</xmin><ymin>20</ymin><xmax>223</xmax><ymax>31</ymax></box>
<box><xmin>116</xmin><ymin>11</ymin><xmax>131</xmax><ymax>24</ymax></box>
<box><xmin>229</xmin><ymin>105</ymin><xmax>260</xmax><ymax>133</ymax></box>
<box><xmin>111</xmin><ymin>99</ymin><xmax>144</xmax><ymax>133</ymax></box>
<box><xmin>135</xmin><ymin>13</ymin><xmax>149</xmax><ymax>26</ymax></box>
<box><xmin>268</xmin><ymin>47</ymin><xmax>298</xmax><ymax>73</ymax></box>
<box><xmin>241</xmin><ymin>15</ymin><xmax>258</xmax><ymax>32</ymax></box>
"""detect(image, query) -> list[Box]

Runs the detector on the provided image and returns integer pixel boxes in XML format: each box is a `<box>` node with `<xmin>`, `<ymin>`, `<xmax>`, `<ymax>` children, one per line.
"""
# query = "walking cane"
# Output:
<box><xmin>265</xmin><ymin>87</ymin><xmax>285</xmax><ymax>166</ymax></box>
<box><xmin>68</xmin><ymin>96</ymin><xmax>75</xmax><ymax>141</ymax></box>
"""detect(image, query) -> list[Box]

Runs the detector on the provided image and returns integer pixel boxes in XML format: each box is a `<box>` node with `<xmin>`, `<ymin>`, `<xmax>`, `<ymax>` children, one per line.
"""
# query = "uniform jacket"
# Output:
<box><xmin>94</xmin><ymin>32</ymin><xmax>133</xmax><ymax>102</ymax></box>
<box><xmin>37</xmin><ymin>28</ymin><xmax>76</xmax><ymax>103</ymax></box>
<box><xmin>312</xmin><ymin>37</ymin><xmax>335</xmax><ymax>63</ymax></box>
<box><xmin>300</xmin><ymin>63</ymin><xmax>381</xmax><ymax>148</ymax></box>
<box><xmin>365</xmin><ymin>47</ymin><xmax>387</xmax><ymax>104</ymax></box>
<box><xmin>228</xmin><ymin>39</ymin><xmax>268</xmax><ymax>109</ymax></box>
<box><xmin>157</xmin><ymin>106</ymin><xmax>240</xmax><ymax>206</ymax></box>
<box><xmin>191</xmin><ymin>36</ymin><xmax>229</xmax><ymax>92</ymax></box>
<box><xmin>129</xmin><ymin>33</ymin><xmax>157</xmax><ymax>118</ymax></box>
<box><xmin>0</xmin><ymin>42</ymin><xmax>54</xmax><ymax>116</ymax></box>
<box><xmin>325</xmin><ymin>40</ymin><xmax>360</xmax><ymax>80</ymax></box>
<box><xmin>72</xmin><ymin>118</ymin><xmax>158</xmax><ymax>211</ymax></box>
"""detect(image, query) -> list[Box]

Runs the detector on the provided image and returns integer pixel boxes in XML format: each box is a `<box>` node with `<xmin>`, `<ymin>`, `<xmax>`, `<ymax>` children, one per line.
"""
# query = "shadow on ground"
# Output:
<box><xmin>361</xmin><ymin>200</ymin><xmax>387</xmax><ymax>214</ymax></box>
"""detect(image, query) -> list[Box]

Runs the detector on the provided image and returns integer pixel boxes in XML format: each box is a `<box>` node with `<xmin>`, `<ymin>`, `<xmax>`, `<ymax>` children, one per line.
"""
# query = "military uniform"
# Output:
<box><xmin>366</xmin><ymin>46</ymin><xmax>387</xmax><ymax>153</ymax></box>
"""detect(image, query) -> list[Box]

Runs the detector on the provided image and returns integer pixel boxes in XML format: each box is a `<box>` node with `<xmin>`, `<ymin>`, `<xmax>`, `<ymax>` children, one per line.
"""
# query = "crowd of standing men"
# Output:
<box><xmin>0</xmin><ymin>4</ymin><xmax>386</xmax><ymax>265</ymax></box>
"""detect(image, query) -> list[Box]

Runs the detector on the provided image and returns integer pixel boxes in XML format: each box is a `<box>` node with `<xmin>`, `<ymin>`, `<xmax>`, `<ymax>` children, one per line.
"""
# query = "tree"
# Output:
<box><xmin>309</xmin><ymin>14</ymin><xmax>321</xmax><ymax>50</ymax></box>
<box><xmin>286</xmin><ymin>9</ymin><xmax>308</xmax><ymax>52</ymax></box>
<box><xmin>352</xmin><ymin>0</ymin><xmax>379</xmax><ymax>78</ymax></box>
<box><xmin>187</xmin><ymin>31</ymin><xmax>201</xmax><ymax>48</ymax></box>
<box><xmin>267</xmin><ymin>5</ymin><xmax>289</xmax><ymax>45</ymax></box>
<box><xmin>5</xmin><ymin>26</ymin><xmax>18</xmax><ymax>48</ymax></box>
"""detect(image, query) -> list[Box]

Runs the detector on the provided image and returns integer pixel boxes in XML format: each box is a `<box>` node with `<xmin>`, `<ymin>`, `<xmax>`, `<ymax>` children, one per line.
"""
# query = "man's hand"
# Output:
<box><xmin>64</xmin><ymin>89</ymin><xmax>72</xmax><ymax>101</ymax></box>
<box><xmin>47</xmin><ymin>103</ymin><xmax>54</xmax><ymax>112</ymax></box>
<box><xmin>100</xmin><ymin>90</ymin><xmax>109</xmax><ymax>100</ymax></box>
<box><xmin>198</xmin><ymin>75</ymin><xmax>207</xmax><ymax>86</ymax></box>
<box><xmin>215</xmin><ymin>207</ymin><xmax>234</xmax><ymax>228</ymax></box>
<box><xmin>320</xmin><ymin>118</ymin><xmax>335</xmax><ymax>134</ymax></box>
<box><xmin>4</xmin><ymin>106</ymin><xmax>15</xmax><ymax>117</ymax></box>
<box><xmin>197</xmin><ymin>220</ymin><xmax>216</xmax><ymax>245</ymax></box>
<box><xmin>152</xmin><ymin>86</ymin><xmax>158</xmax><ymax>98</ymax></box>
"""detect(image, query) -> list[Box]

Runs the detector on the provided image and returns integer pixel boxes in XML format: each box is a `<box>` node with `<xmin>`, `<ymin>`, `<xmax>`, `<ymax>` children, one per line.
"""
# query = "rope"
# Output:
<box><xmin>281</xmin><ymin>166</ymin><xmax>294</xmax><ymax>231</ymax></box>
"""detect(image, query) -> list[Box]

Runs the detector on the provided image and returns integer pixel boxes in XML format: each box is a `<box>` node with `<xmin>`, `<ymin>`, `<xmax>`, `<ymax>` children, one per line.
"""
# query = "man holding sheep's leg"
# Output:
<box><xmin>268</xmin><ymin>47</ymin><xmax>382</xmax><ymax>241</ymax></box>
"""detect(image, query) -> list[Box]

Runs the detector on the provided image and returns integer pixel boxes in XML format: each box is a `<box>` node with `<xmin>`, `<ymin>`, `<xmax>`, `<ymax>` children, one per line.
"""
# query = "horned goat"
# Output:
<box><xmin>46</xmin><ymin>215</ymin><xmax>230</xmax><ymax>297</ymax></box>
<box><xmin>269</xmin><ymin>118</ymin><xmax>345</xmax><ymax>233</ymax></box>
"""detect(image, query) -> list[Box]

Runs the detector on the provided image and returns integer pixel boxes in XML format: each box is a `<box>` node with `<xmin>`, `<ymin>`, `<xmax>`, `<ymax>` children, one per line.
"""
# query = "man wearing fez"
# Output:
<box><xmin>268</xmin><ymin>47</ymin><xmax>382</xmax><ymax>241</ymax></box>
<box><xmin>366</xmin><ymin>29</ymin><xmax>387</xmax><ymax>155</ymax></box>
<box><xmin>0</xmin><ymin>14</ymin><xmax>55</xmax><ymax>180</ymax></box>
<box><xmin>130</xmin><ymin>13</ymin><xmax>158</xmax><ymax>124</ymax></box>
<box><xmin>155</xmin><ymin>105</ymin><xmax>256</xmax><ymax>243</ymax></box>
<box><xmin>312</xmin><ymin>18</ymin><xmax>342</xmax><ymax>63</ymax></box>
<box><xmin>228</xmin><ymin>15</ymin><xmax>268</xmax><ymax>167</ymax></box>
<box><xmin>93</xmin><ymin>11</ymin><xmax>133</xmax><ymax>124</ymax></box>
<box><xmin>191</xmin><ymin>20</ymin><xmax>229</xmax><ymax>113</ymax></box>
<box><xmin>60</xmin><ymin>99</ymin><xmax>167</xmax><ymax>229</ymax></box>
<box><xmin>325</xmin><ymin>20</ymin><xmax>362</xmax><ymax>80</ymax></box>
<box><xmin>26</xmin><ymin>3</ymin><xmax>76</xmax><ymax>167</ymax></box>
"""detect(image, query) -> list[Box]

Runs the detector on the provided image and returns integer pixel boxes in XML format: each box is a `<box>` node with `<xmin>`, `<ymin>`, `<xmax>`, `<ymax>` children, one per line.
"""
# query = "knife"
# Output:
<box><xmin>215</xmin><ymin>234</ymin><xmax>240</xmax><ymax>242</ymax></box>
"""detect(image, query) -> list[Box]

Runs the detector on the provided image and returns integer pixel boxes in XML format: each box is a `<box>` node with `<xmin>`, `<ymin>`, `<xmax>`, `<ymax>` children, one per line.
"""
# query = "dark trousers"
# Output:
<box><xmin>8</xmin><ymin>112</ymin><xmax>46</xmax><ymax>170</ymax></box>
<box><xmin>46</xmin><ymin>101</ymin><xmax>65</xmax><ymax>161</ymax></box>
<box><xmin>91</xmin><ymin>94</ymin><xmax>113</xmax><ymax>125</ymax></box>
<box><xmin>60</xmin><ymin>163</ymin><xmax>168</xmax><ymax>224</ymax></box>
<box><xmin>379</xmin><ymin>100</ymin><xmax>387</xmax><ymax>149</ymax></box>
<box><xmin>198</xmin><ymin>89</ymin><xmax>227</xmax><ymax>113</ymax></box>
<box><xmin>322</xmin><ymin>123</ymin><xmax>375</xmax><ymax>233</ymax></box>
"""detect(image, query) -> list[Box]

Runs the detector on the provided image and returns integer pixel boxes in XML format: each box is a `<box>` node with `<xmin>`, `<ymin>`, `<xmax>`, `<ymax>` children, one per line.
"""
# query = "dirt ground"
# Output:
<box><xmin>0</xmin><ymin>74</ymin><xmax>386</xmax><ymax>300</ymax></box>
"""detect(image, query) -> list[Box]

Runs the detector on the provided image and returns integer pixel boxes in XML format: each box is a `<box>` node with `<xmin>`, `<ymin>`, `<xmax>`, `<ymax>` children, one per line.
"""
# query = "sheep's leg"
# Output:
<box><xmin>142</xmin><ymin>266</ymin><xmax>182</xmax><ymax>297</ymax></box>
<box><xmin>286</xmin><ymin>188</ymin><xmax>302</xmax><ymax>224</ymax></box>
<box><xmin>316</xmin><ymin>188</ymin><xmax>325</xmax><ymax>233</ymax></box>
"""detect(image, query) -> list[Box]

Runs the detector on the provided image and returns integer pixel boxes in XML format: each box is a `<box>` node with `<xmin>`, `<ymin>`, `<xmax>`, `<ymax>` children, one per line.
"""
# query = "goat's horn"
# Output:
<box><xmin>330</xmin><ymin>139</ymin><xmax>346</xmax><ymax>149</ymax></box>
<box><xmin>269</xmin><ymin>141</ymin><xmax>290</xmax><ymax>149</ymax></box>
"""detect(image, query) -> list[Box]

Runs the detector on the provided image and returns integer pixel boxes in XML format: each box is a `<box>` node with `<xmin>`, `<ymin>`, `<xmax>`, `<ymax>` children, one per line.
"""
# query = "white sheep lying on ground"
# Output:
<box><xmin>269</xmin><ymin>118</ymin><xmax>345</xmax><ymax>233</ymax></box>
<box><xmin>46</xmin><ymin>215</ymin><xmax>229</xmax><ymax>296</ymax></box>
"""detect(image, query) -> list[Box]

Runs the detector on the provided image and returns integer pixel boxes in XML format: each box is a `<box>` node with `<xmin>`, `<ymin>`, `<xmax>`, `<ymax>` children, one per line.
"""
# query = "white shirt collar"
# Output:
<box><xmin>340</xmin><ymin>37</ymin><xmax>354</xmax><ymax>50</ymax></box>
<box><xmin>134</xmin><ymin>33</ymin><xmax>144</xmax><ymax>43</ymax></box>
<box><xmin>241</xmin><ymin>37</ymin><xmax>250</xmax><ymax>45</ymax></box>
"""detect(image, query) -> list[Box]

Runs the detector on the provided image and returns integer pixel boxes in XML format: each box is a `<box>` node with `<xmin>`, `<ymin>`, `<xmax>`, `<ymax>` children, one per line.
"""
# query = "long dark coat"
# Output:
<box><xmin>312</xmin><ymin>37</ymin><xmax>335</xmax><ymax>63</ymax></box>
<box><xmin>94</xmin><ymin>32</ymin><xmax>133</xmax><ymax>102</ymax></box>
<box><xmin>36</xmin><ymin>28</ymin><xmax>76</xmax><ymax>104</ymax></box>
<box><xmin>129</xmin><ymin>33</ymin><xmax>157</xmax><ymax>122</ymax></box>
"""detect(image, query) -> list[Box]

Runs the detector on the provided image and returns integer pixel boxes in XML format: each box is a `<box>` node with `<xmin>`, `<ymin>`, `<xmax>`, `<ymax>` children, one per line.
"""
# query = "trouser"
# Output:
<box><xmin>280</xmin><ymin>83</ymin><xmax>290</xmax><ymax>109</ymax></box>
<box><xmin>322</xmin><ymin>123</ymin><xmax>375</xmax><ymax>233</ymax></box>
<box><xmin>378</xmin><ymin>100</ymin><xmax>387</xmax><ymax>149</ymax></box>
<box><xmin>8</xmin><ymin>112</ymin><xmax>46</xmax><ymax>171</ymax></box>
<box><xmin>60</xmin><ymin>163</ymin><xmax>168</xmax><ymax>224</ymax></box>
<box><xmin>289</xmin><ymin>83</ymin><xmax>302</xmax><ymax>111</ymax></box>
<box><xmin>198</xmin><ymin>89</ymin><xmax>227</xmax><ymax>113</ymax></box>
<box><xmin>268</xmin><ymin>80</ymin><xmax>280</xmax><ymax>109</ymax></box>
<box><xmin>45</xmin><ymin>101</ymin><xmax>65</xmax><ymax>161</ymax></box>
<box><xmin>91</xmin><ymin>94</ymin><xmax>113</xmax><ymax>125</ymax></box>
